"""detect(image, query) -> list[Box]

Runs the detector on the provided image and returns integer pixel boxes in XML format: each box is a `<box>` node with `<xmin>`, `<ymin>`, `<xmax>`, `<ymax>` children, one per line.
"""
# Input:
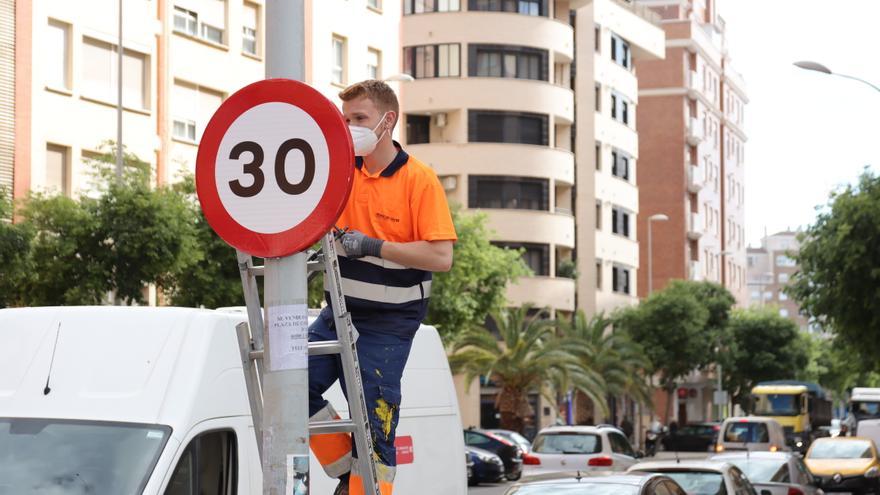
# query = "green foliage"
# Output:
<box><xmin>0</xmin><ymin>190</ymin><xmax>34</xmax><ymax>308</ymax></box>
<box><xmin>788</xmin><ymin>170</ymin><xmax>880</xmax><ymax>365</ymax></box>
<box><xmin>801</xmin><ymin>335</ymin><xmax>880</xmax><ymax>399</ymax></box>
<box><xmin>556</xmin><ymin>259</ymin><xmax>578</xmax><ymax>279</ymax></box>
<box><xmin>425</xmin><ymin>207</ymin><xmax>531</xmax><ymax>341</ymax></box>
<box><xmin>723</xmin><ymin>307</ymin><xmax>810</xmax><ymax>410</ymax></box>
<box><xmin>449</xmin><ymin>306</ymin><xmax>604</xmax><ymax>432</ymax></box>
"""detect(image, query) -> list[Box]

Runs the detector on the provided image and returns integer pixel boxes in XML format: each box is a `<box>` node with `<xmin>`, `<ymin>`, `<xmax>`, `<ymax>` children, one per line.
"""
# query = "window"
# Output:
<box><xmin>493</xmin><ymin>242</ymin><xmax>550</xmax><ymax>276</ymax></box>
<box><xmin>404</xmin><ymin>0</ymin><xmax>460</xmax><ymax>14</ymax></box>
<box><xmin>164</xmin><ymin>430</ymin><xmax>237</xmax><ymax>495</ymax></box>
<box><xmin>469</xmin><ymin>44</ymin><xmax>547</xmax><ymax>81</ymax></box>
<box><xmin>332</xmin><ymin>35</ymin><xmax>346</xmax><ymax>85</ymax></box>
<box><xmin>368</xmin><ymin>0</ymin><xmax>381</xmax><ymax>9</ymax></box>
<box><xmin>596</xmin><ymin>261</ymin><xmax>602</xmax><ymax>289</ymax></box>
<box><xmin>242</xmin><ymin>3</ymin><xmax>258</xmax><ymax>55</ymax></box>
<box><xmin>173</xmin><ymin>7</ymin><xmax>198</xmax><ymax>36</ymax></box>
<box><xmin>468</xmin><ymin>110</ymin><xmax>548</xmax><ymax>145</ymax></box>
<box><xmin>779</xmin><ymin>308</ymin><xmax>789</xmax><ymax>318</ymax></box>
<box><xmin>775</xmin><ymin>255</ymin><xmax>796</xmax><ymax>267</ymax></box>
<box><xmin>594</xmin><ymin>25</ymin><xmax>601</xmax><ymax>53</ymax></box>
<box><xmin>611</xmin><ymin>207</ymin><xmax>630</xmax><ymax>237</ymax></box>
<box><xmin>611</xmin><ymin>149</ymin><xmax>630</xmax><ymax>181</ymax></box>
<box><xmin>201</xmin><ymin>23</ymin><xmax>223</xmax><ymax>44</ymax></box>
<box><xmin>779</xmin><ymin>291</ymin><xmax>788</xmax><ymax>301</ymax></box>
<box><xmin>82</xmin><ymin>38</ymin><xmax>148</xmax><ymax>110</ymax></box>
<box><xmin>594</xmin><ymin>84</ymin><xmax>601</xmax><ymax>112</ymax></box>
<box><xmin>469</xmin><ymin>0</ymin><xmax>546</xmax><ymax>16</ymax></box>
<box><xmin>406</xmin><ymin>114</ymin><xmax>430</xmax><ymax>145</ymax></box>
<box><xmin>172</xmin><ymin>81</ymin><xmax>223</xmax><ymax>142</ymax></box>
<box><xmin>174</xmin><ymin>2</ymin><xmax>227</xmax><ymax>45</ymax></box>
<box><xmin>45</xmin><ymin>144</ymin><xmax>70</xmax><ymax>196</ymax></box>
<box><xmin>610</xmin><ymin>33</ymin><xmax>632</xmax><ymax>69</ymax></box>
<box><xmin>611</xmin><ymin>92</ymin><xmax>631</xmax><ymax>125</ymax></box>
<box><xmin>595</xmin><ymin>143</ymin><xmax>602</xmax><ymax>170</ymax></box>
<box><xmin>46</xmin><ymin>20</ymin><xmax>70</xmax><ymax>90</ymax></box>
<box><xmin>469</xmin><ymin>176</ymin><xmax>549</xmax><ymax>210</ymax></box>
<box><xmin>777</xmin><ymin>273</ymin><xmax>789</xmax><ymax>283</ymax></box>
<box><xmin>403</xmin><ymin>44</ymin><xmax>460</xmax><ymax>78</ymax></box>
<box><xmin>367</xmin><ymin>48</ymin><xmax>381</xmax><ymax>80</ymax></box>
<box><xmin>608</xmin><ymin>432</ymin><xmax>635</xmax><ymax>457</ymax></box>
<box><xmin>595</xmin><ymin>202</ymin><xmax>602</xmax><ymax>230</ymax></box>
<box><xmin>612</xmin><ymin>265</ymin><xmax>631</xmax><ymax>294</ymax></box>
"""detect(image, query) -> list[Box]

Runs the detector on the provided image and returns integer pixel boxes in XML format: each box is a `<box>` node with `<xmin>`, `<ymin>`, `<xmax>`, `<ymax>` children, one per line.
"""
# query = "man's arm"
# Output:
<box><xmin>381</xmin><ymin>240</ymin><xmax>453</xmax><ymax>272</ymax></box>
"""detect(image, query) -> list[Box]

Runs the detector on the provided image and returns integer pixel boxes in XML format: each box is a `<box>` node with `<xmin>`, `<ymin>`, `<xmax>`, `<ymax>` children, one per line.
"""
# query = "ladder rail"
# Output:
<box><xmin>236</xmin><ymin>321</ymin><xmax>264</xmax><ymax>461</ymax></box>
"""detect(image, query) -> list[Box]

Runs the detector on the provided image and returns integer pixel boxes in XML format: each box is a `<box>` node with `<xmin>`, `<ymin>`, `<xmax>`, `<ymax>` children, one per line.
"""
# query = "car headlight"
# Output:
<box><xmin>866</xmin><ymin>467</ymin><xmax>879</xmax><ymax>479</ymax></box>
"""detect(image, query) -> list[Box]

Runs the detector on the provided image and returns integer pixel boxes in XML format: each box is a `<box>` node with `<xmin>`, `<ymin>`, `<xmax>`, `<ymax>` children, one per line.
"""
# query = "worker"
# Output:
<box><xmin>308</xmin><ymin>80</ymin><xmax>456</xmax><ymax>495</ymax></box>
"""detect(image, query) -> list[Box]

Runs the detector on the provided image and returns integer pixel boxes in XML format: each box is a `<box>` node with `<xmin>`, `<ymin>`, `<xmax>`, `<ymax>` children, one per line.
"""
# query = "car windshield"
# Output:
<box><xmin>809</xmin><ymin>440</ymin><xmax>874</xmax><ymax>459</ymax></box>
<box><xmin>754</xmin><ymin>394</ymin><xmax>800</xmax><ymax>416</ymax></box>
<box><xmin>724</xmin><ymin>422</ymin><xmax>769</xmax><ymax>443</ymax></box>
<box><xmin>725</xmin><ymin>459</ymin><xmax>788</xmax><ymax>482</ymax></box>
<box><xmin>532</xmin><ymin>433</ymin><xmax>600</xmax><ymax>454</ymax></box>
<box><xmin>507</xmin><ymin>482</ymin><xmax>639</xmax><ymax>495</ymax></box>
<box><xmin>661</xmin><ymin>472</ymin><xmax>725</xmax><ymax>495</ymax></box>
<box><xmin>0</xmin><ymin>417</ymin><xmax>171</xmax><ymax>494</ymax></box>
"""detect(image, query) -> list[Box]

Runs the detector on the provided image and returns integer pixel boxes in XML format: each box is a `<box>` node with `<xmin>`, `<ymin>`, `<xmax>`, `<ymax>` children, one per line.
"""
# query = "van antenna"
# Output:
<box><xmin>43</xmin><ymin>322</ymin><xmax>62</xmax><ymax>395</ymax></box>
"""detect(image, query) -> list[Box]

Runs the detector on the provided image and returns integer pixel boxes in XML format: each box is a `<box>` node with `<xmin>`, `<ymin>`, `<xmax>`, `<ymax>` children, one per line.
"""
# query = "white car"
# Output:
<box><xmin>629</xmin><ymin>460</ymin><xmax>760</xmax><ymax>495</ymax></box>
<box><xmin>523</xmin><ymin>425</ymin><xmax>640</xmax><ymax>474</ymax></box>
<box><xmin>710</xmin><ymin>451</ymin><xmax>824</xmax><ymax>495</ymax></box>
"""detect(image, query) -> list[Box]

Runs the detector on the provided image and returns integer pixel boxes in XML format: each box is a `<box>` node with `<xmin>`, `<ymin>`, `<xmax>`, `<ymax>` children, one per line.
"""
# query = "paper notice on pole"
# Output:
<box><xmin>268</xmin><ymin>304</ymin><xmax>309</xmax><ymax>371</ymax></box>
<box><xmin>287</xmin><ymin>454</ymin><xmax>309</xmax><ymax>495</ymax></box>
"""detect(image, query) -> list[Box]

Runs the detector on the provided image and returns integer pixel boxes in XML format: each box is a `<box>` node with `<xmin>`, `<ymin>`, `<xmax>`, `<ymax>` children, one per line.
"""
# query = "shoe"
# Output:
<box><xmin>333</xmin><ymin>472</ymin><xmax>351</xmax><ymax>495</ymax></box>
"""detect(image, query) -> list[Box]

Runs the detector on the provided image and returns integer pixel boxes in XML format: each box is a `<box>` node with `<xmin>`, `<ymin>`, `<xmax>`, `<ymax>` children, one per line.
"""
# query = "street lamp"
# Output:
<box><xmin>794</xmin><ymin>61</ymin><xmax>880</xmax><ymax>93</ymax></box>
<box><xmin>647</xmin><ymin>214</ymin><xmax>669</xmax><ymax>295</ymax></box>
<box><xmin>384</xmin><ymin>73</ymin><xmax>415</xmax><ymax>82</ymax></box>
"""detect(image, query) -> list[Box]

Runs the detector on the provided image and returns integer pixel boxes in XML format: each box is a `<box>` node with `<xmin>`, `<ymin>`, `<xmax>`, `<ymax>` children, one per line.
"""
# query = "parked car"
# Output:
<box><xmin>629</xmin><ymin>460</ymin><xmax>760</xmax><ymax>495</ymax></box>
<box><xmin>523</xmin><ymin>424</ymin><xmax>640</xmax><ymax>475</ymax></box>
<box><xmin>661</xmin><ymin>422</ymin><xmax>721</xmax><ymax>452</ymax></box>
<box><xmin>804</xmin><ymin>436</ymin><xmax>880</xmax><ymax>494</ymax></box>
<box><xmin>466</xmin><ymin>445</ymin><xmax>506</xmax><ymax>485</ymax></box>
<box><xmin>466</xmin><ymin>450</ymin><xmax>475</xmax><ymax>484</ymax></box>
<box><xmin>710</xmin><ymin>451</ymin><xmax>825</xmax><ymax>495</ymax></box>
<box><xmin>465</xmin><ymin>428</ymin><xmax>524</xmax><ymax>481</ymax></box>
<box><xmin>503</xmin><ymin>471</ymin><xmax>688</xmax><ymax>495</ymax></box>
<box><xmin>488</xmin><ymin>428</ymin><xmax>533</xmax><ymax>453</ymax></box>
<box><xmin>716</xmin><ymin>416</ymin><xmax>789</xmax><ymax>453</ymax></box>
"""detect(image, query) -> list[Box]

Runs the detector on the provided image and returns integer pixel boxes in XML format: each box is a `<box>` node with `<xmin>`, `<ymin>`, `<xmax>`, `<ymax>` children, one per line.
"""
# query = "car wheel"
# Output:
<box><xmin>468</xmin><ymin>478</ymin><xmax>478</xmax><ymax>487</ymax></box>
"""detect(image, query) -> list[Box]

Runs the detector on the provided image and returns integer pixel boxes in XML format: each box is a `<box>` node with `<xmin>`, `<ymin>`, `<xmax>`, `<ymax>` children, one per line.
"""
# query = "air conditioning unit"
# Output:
<box><xmin>435</xmin><ymin>112</ymin><xmax>447</xmax><ymax>128</ymax></box>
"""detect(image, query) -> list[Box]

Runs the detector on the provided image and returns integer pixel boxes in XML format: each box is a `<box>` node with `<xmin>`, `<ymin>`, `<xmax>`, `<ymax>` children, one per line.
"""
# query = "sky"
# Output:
<box><xmin>716</xmin><ymin>0</ymin><xmax>880</xmax><ymax>246</ymax></box>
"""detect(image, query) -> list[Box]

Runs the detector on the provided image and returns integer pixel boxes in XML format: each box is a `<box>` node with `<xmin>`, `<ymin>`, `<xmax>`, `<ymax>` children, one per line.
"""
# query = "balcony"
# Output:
<box><xmin>406</xmin><ymin>143</ymin><xmax>575</xmax><ymax>185</ymax></box>
<box><xmin>687</xmin><ymin>70</ymin><xmax>703</xmax><ymax>99</ymax></box>
<box><xmin>507</xmin><ymin>276</ymin><xmax>576</xmax><ymax>312</ymax></box>
<box><xmin>689</xmin><ymin>260</ymin><xmax>704</xmax><ymax>281</ymax></box>
<box><xmin>484</xmin><ymin>209</ymin><xmax>575</xmax><ymax>249</ymax></box>
<box><xmin>687</xmin><ymin>210</ymin><xmax>704</xmax><ymax>240</ymax></box>
<box><xmin>686</xmin><ymin>116</ymin><xmax>704</xmax><ymax>146</ymax></box>
<box><xmin>687</xmin><ymin>162</ymin><xmax>705</xmax><ymax>193</ymax></box>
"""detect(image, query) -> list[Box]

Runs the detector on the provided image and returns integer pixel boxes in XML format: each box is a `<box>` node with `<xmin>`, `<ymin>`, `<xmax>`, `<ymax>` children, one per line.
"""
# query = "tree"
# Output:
<box><xmin>614</xmin><ymin>284</ymin><xmax>711</xmax><ymax>420</ymax></box>
<box><xmin>789</xmin><ymin>170</ymin><xmax>880</xmax><ymax>365</ymax></box>
<box><xmin>425</xmin><ymin>207</ymin><xmax>530</xmax><ymax>342</ymax></box>
<box><xmin>723</xmin><ymin>307</ymin><xmax>810</xmax><ymax>410</ymax></box>
<box><xmin>0</xmin><ymin>190</ymin><xmax>34</xmax><ymax>308</ymax></box>
<box><xmin>449</xmin><ymin>306</ymin><xmax>606</xmax><ymax>432</ymax></box>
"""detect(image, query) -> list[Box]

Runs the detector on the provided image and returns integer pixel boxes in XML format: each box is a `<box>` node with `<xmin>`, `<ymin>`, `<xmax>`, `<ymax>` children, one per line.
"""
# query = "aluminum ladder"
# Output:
<box><xmin>234</xmin><ymin>230</ymin><xmax>381</xmax><ymax>495</ymax></box>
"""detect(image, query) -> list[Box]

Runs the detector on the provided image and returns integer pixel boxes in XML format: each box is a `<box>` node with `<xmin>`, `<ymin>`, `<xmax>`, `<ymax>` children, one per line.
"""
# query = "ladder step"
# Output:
<box><xmin>308</xmin><ymin>340</ymin><xmax>343</xmax><ymax>356</ymax></box>
<box><xmin>309</xmin><ymin>419</ymin><xmax>356</xmax><ymax>435</ymax></box>
<box><xmin>248</xmin><ymin>266</ymin><xmax>264</xmax><ymax>277</ymax></box>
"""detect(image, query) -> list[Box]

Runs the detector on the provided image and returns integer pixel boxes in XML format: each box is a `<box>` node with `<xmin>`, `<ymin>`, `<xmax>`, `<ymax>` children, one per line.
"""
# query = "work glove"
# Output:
<box><xmin>341</xmin><ymin>230</ymin><xmax>384</xmax><ymax>258</ymax></box>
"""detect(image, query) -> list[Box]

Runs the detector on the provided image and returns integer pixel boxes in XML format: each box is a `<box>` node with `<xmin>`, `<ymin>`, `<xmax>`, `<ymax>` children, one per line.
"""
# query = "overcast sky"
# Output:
<box><xmin>716</xmin><ymin>0</ymin><xmax>880</xmax><ymax>246</ymax></box>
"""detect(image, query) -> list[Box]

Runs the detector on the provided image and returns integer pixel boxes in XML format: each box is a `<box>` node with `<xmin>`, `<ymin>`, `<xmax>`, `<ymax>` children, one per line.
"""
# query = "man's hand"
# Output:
<box><xmin>341</xmin><ymin>230</ymin><xmax>385</xmax><ymax>258</ymax></box>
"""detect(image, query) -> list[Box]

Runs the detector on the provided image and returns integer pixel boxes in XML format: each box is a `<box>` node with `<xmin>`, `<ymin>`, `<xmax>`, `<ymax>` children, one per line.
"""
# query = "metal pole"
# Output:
<box><xmin>717</xmin><ymin>364</ymin><xmax>723</xmax><ymax>421</ymax></box>
<box><xmin>263</xmin><ymin>2</ymin><xmax>308</xmax><ymax>494</ymax></box>
<box><xmin>116</xmin><ymin>0</ymin><xmax>123</xmax><ymax>180</ymax></box>
<box><xmin>647</xmin><ymin>220</ymin><xmax>653</xmax><ymax>295</ymax></box>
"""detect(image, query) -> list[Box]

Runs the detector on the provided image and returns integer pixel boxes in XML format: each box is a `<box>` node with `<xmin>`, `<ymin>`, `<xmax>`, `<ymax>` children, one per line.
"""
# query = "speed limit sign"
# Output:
<box><xmin>196</xmin><ymin>79</ymin><xmax>354</xmax><ymax>258</ymax></box>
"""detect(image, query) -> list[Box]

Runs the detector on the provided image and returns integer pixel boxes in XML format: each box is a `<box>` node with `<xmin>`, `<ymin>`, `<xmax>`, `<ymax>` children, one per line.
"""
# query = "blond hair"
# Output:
<box><xmin>339</xmin><ymin>79</ymin><xmax>400</xmax><ymax>128</ymax></box>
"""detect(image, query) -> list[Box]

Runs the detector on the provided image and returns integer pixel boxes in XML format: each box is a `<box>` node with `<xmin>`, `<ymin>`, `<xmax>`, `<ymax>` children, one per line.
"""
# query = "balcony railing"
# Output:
<box><xmin>686</xmin><ymin>116</ymin><xmax>703</xmax><ymax>145</ymax></box>
<box><xmin>687</xmin><ymin>162</ymin><xmax>704</xmax><ymax>193</ymax></box>
<box><xmin>689</xmin><ymin>259</ymin><xmax>703</xmax><ymax>281</ymax></box>
<box><xmin>687</xmin><ymin>210</ymin><xmax>704</xmax><ymax>240</ymax></box>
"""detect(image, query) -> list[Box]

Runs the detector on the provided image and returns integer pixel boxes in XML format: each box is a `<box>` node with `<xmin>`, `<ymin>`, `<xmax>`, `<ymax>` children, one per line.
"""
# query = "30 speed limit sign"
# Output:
<box><xmin>196</xmin><ymin>79</ymin><xmax>354</xmax><ymax>258</ymax></box>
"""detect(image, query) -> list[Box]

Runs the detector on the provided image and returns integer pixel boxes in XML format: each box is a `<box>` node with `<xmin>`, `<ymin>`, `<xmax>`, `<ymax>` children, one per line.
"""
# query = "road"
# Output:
<box><xmin>467</xmin><ymin>452</ymin><xmax>712</xmax><ymax>495</ymax></box>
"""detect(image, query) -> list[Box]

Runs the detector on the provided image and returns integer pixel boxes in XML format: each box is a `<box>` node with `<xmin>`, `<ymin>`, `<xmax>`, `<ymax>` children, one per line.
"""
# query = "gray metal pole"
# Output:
<box><xmin>116</xmin><ymin>0</ymin><xmax>123</xmax><ymax>180</ymax></box>
<box><xmin>717</xmin><ymin>365</ymin><xmax>723</xmax><ymax>421</ymax></box>
<box><xmin>263</xmin><ymin>2</ymin><xmax>308</xmax><ymax>494</ymax></box>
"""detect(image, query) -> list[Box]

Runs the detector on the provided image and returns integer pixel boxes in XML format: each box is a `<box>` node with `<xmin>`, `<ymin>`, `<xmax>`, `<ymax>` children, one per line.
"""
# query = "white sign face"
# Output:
<box><xmin>267</xmin><ymin>303</ymin><xmax>309</xmax><ymax>371</ymax></box>
<box><xmin>215</xmin><ymin>102</ymin><xmax>331</xmax><ymax>234</ymax></box>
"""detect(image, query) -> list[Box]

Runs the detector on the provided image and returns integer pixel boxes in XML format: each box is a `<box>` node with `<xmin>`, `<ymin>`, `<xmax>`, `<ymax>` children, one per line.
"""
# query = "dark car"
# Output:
<box><xmin>661</xmin><ymin>422</ymin><xmax>720</xmax><ymax>452</ymax></box>
<box><xmin>465</xmin><ymin>428</ymin><xmax>524</xmax><ymax>481</ymax></box>
<box><xmin>466</xmin><ymin>446</ymin><xmax>506</xmax><ymax>486</ymax></box>
<box><xmin>488</xmin><ymin>429</ymin><xmax>533</xmax><ymax>454</ymax></box>
<box><xmin>503</xmin><ymin>471</ymin><xmax>688</xmax><ymax>495</ymax></box>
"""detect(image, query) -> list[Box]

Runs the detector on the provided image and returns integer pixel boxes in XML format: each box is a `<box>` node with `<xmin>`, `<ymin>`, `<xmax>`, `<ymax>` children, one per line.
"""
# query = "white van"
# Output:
<box><xmin>0</xmin><ymin>306</ymin><xmax>466</xmax><ymax>494</ymax></box>
<box><xmin>715</xmin><ymin>417</ymin><xmax>789</xmax><ymax>453</ymax></box>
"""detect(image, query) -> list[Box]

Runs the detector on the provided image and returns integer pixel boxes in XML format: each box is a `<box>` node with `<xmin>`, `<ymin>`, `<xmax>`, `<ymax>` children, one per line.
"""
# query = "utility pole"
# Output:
<box><xmin>116</xmin><ymin>0</ymin><xmax>123</xmax><ymax>180</ymax></box>
<box><xmin>262</xmin><ymin>2</ymin><xmax>309</xmax><ymax>494</ymax></box>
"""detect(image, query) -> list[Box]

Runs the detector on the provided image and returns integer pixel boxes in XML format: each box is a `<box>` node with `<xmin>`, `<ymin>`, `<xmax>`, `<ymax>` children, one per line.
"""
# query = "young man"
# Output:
<box><xmin>308</xmin><ymin>80</ymin><xmax>456</xmax><ymax>495</ymax></box>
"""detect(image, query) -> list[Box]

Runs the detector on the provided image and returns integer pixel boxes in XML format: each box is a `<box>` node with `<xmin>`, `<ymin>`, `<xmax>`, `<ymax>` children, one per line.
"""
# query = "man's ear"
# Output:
<box><xmin>385</xmin><ymin>111</ymin><xmax>398</xmax><ymax>131</ymax></box>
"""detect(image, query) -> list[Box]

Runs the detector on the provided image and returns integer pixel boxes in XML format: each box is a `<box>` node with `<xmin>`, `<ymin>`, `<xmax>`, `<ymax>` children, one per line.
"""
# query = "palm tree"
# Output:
<box><xmin>449</xmin><ymin>305</ymin><xmax>608</xmax><ymax>433</ymax></box>
<box><xmin>559</xmin><ymin>311</ymin><xmax>653</xmax><ymax>408</ymax></box>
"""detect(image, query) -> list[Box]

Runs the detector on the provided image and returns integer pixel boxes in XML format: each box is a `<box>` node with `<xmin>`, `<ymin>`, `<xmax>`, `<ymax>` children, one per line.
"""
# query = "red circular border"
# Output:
<box><xmin>196</xmin><ymin>79</ymin><xmax>354</xmax><ymax>258</ymax></box>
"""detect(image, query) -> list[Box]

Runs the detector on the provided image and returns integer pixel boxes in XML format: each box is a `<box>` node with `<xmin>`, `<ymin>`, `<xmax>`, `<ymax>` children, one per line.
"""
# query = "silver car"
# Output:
<box><xmin>630</xmin><ymin>460</ymin><xmax>760</xmax><ymax>495</ymax></box>
<box><xmin>503</xmin><ymin>471</ymin><xmax>688</xmax><ymax>495</ymax></box>
<box><xmin>710</xmin><ymin>451</ymin><xmax>824</xmax><ymax>495</ymax></box>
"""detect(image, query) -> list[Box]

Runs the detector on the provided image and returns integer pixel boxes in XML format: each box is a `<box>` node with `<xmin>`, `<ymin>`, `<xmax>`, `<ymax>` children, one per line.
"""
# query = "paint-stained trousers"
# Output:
<box><xmin>308</xmin><ymin>310</ymin><xmax>413</xmax><ymax>495</ymax></box>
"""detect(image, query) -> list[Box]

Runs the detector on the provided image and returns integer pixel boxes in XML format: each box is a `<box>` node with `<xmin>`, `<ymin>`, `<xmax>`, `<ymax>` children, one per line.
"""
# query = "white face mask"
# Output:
<box><xmin>349</xmin><ymin>112</ymin><xmax>389</xmax><ymax>157</ymax></box>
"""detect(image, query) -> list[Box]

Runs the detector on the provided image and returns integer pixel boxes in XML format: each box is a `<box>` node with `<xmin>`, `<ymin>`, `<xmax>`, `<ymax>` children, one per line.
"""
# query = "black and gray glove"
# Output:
<box><xmin>341</xmin><ymin>230</ymin><xmax>384</xmax><ymax>258</ymax></box>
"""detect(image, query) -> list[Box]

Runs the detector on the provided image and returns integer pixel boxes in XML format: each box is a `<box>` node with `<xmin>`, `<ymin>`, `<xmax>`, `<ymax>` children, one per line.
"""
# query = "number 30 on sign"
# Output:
<box><xmin>196</xmin><ymin>79</ymin><xmax>354</xmax><ymax>258</ymax></box>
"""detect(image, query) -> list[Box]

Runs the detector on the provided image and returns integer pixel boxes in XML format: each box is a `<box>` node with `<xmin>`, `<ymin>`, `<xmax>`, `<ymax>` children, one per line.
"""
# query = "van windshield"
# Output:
<box><xmin>0</xmin><ymin>418</ymin><xmax>171</xmax><ymax>494</ymax></box>
<box><xmin>852</xmin><ymin>401</ymin><xmax>880</xmax><ymax>420</ymax></box>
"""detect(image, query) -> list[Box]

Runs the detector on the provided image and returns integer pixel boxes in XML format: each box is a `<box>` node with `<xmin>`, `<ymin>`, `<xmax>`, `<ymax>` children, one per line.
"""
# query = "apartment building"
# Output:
<box><xmin>747</xmin><ymin>231</ymin><xmax>812</xmax><ymax>332</ymax></box>
<box><xmin>633</xmin><ymin>0</ymin><xmax>747</xmax><ymax>304</ymax></box>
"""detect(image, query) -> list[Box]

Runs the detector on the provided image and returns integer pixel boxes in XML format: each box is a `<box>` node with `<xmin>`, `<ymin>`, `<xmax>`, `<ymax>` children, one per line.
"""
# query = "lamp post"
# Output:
<box><xmin>794</xmin><ymin>61</ymin><xmax>880</xmax><ymax>93</ymax></box>
<box><xmin>647</xmin><ymin>214</ymin><xmax>669</xmax><ymax>295</ymax></box>
<box><xmin>384</xmin><ymin>73</ymin><xmax>415</xmax><ymax>82</ymax></box>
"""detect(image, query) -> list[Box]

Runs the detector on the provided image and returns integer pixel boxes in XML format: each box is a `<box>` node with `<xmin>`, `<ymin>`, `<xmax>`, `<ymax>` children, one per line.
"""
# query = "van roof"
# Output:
<box><xmin>752</xmin><ymin>384</ymin><xmax>808</xmax><ymax>394</ymax></box>
<box><xmin>0</xmin><ymin>306</ymin><xmax>251</xmax><ymax>432</ymax></box>
<box><xmin>852</xmin><ymin>388</ymin><xmax>880</xmax><ymax>401</ymax></box>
